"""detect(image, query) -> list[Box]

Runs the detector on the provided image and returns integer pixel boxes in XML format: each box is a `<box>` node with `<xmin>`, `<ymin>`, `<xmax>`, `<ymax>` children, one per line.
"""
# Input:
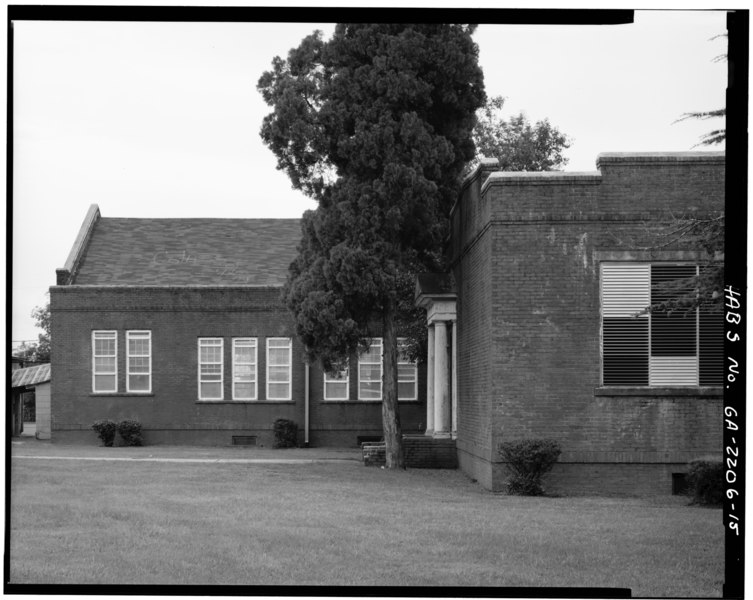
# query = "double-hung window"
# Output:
<box><xmin>198</xmin><ymin>338</ymin><xmax>223</xmax><ymax>400</ymax></box>
<box><xmin>126</xmin><ymin>331</ymin><xmax>151</xmax><ymax>393</ymax></box>
<box><xmin>324</xmin><ymin>365</ymin><xmax>349</xmax><ymax>400</ymax></box>
<box><xmin>601</xmin><ymin>262</ymin><xmax>722</xmax><ymax>386</ymax></box>
<box><xmin>267</xmin><ymin>338</ymin><xmax>292</xmax><ymax>400</ymax></box>
<box><xmin>358</xmin><ymin>338</ymin><xmax>383</xmax><ymax>400</ymax></box>
<box><xmin>92</xmin><ymin>331</ymin><xmax>117</xmax><ymax>392</ymax></box>
<box><xmin>232</xmin><ymin>338</ymin><xmax>257</xmax><ymax>400</ymax></box>
<box><xmin>397</xmin><ymin>338</ymin><xmax>418</xmax><ymax>401</ymax></box>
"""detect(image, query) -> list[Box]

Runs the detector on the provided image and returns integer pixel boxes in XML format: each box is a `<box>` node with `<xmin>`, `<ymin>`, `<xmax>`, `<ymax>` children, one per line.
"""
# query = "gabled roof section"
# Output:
<box><xmin>69</xmin><ymin>212</ymin><xmax>302</xmax><ymax>286</ymax></box>
<box><xmin>11</xmin><ymin>363</ymin><xmax>51</xmax><ymax>388</ymax></box>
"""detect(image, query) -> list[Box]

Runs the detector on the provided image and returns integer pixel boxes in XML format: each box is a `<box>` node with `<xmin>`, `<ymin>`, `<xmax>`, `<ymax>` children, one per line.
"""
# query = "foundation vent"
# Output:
<box><xmin>672</xmin><ymin>473</ymin><xmax>688</xmax><ymax>495</ymax></box>
<box><xmin>232</xmin><ymin>435</ymin><xmax>257</xmax><ymax>446</ymax></box>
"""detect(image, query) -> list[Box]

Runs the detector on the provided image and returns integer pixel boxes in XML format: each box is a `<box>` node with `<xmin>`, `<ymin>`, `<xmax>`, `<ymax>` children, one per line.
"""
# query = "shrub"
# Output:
<box><xmin>498</xmin><ymin>439</ymin><xmax>562</xmax><ymax>496</ymax></box>
<box><xmin>92</xmin><ymin>420</ymin><xmax>117</xmax><ymax>447</ymax></box>
<box><xmin>117</xmin><ymin>419</ymin><xmax>143</xmax><ymax>447</ymax></box>
<box><xmin>686</xmin><ymin>459</ymin><xmax>724</xmax><ymax>506</ymax></box>
<box><xmin>273</xmin><ymin>418</ymin><xmax>298</xmax><ymax>448</ymax></box>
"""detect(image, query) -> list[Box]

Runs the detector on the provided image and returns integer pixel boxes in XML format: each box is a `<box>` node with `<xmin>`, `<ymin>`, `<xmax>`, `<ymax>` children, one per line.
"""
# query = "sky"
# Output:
<box><xmin>10</xmin><ymin>9</ymin><xmax>728</xmax><ymax>345</ymax></box>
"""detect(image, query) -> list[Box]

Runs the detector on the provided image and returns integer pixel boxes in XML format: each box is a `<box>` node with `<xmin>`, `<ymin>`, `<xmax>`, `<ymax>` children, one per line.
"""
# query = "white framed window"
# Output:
<box><xmin>397</xmin><ymin>338</ymin><xmax>418</xmax><ymax>401</ymax></box>
<box><xmin>324</xmin><ymin>365</ymin><xmax>349</xmax><ymax>401</ymax></box>
<box><xmin>601</xmin><ymin>262</ymin><xmax>722</xmax><ymax>387</ymax></box>
<box><xmin>233</xmin><ymin>338</ymin><xmax>257</xmax><ymax>400</ymax></box>
<box><xmin>126</xmin><ymin>330</ymin><xmax>152</xmax><ymax>393</ymax></box>
<box><xmin>198</xmin><ymin>338</ymin><xmax>223</xmax><ymax>400</ymax></box>
<box><xmin>92</xmin><ymin>330</ymin><xmax>117</xmax><ymax>393</ymax></box>
<box><xmin>358</xmin><ymin>338</ymin><xmax>383</xmax><ymax>400</ymax></box>
<box><xmin>267</xmin><ymin>338</ymin><xmax>292</xmax><ymax>400</ymax></box>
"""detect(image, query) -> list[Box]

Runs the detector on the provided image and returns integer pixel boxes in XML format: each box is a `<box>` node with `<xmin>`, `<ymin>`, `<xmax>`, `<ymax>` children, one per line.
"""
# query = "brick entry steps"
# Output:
<box><xmin>362</xmin><ymin>435</ymin><xmax>457</xmax><ymax>469</ymax></box>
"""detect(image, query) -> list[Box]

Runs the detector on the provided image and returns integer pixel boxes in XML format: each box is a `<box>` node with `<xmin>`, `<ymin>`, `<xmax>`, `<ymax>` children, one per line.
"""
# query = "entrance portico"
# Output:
<box><xmin>415</xmin><ymin>274</ymin><xmax>457</xmax><ymax>440</ymax></box>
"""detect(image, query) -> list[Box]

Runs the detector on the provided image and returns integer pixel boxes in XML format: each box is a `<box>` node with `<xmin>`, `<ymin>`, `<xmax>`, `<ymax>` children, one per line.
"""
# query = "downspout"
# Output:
<box><xmin>304</xmin><ymin>362</ymin><xmax>310</xmax><ymax>447</ymax></box>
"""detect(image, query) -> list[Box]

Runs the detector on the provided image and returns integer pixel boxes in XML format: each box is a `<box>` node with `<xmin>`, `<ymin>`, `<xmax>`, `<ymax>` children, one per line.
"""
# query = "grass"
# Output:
<box><xmin>9</xmin><ymin>448</ymin><xmax>723</xmax><ymax>595</ymax></box>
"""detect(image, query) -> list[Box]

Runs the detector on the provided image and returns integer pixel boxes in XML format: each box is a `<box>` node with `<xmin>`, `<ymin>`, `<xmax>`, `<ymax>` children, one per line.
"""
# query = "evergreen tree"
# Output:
<box><xmin>259</xmin><ymin>24</ymin><xmax>485</xmax><ymax>467</ymax></box>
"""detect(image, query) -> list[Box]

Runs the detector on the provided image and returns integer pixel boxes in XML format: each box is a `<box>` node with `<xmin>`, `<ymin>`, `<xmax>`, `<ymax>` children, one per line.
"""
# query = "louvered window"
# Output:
<box><xmin>601</xmin><ymin>263</ymin><xmax>722</xmax><ymax>387</ymax></box>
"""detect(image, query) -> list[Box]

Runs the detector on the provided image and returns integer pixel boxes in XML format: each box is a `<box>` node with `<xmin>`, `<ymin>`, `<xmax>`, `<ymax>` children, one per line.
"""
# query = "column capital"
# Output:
<box><xmin>423</xmin><ymin>299</ymin><xmax>457</xmax><ymax>325</ymax></box>
<box><xmin>415</xmin><ymin>273</ymin><xmax>457</xmax><ymax>324</ymax></box>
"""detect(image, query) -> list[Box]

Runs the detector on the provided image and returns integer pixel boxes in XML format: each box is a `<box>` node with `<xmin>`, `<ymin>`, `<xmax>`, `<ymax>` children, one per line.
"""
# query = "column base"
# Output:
<box><xmin>432</xmin><ymin>431</ymin><xmax>452</xmax><ymax>439</ymax></box>
<box><xmin>425</xmin><ymin>428</ymin><xmax>434</xmax><ymax>436</ymax></box>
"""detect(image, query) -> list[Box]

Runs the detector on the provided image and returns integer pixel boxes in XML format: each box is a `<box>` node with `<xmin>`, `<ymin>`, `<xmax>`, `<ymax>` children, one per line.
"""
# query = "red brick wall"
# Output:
<box><xmin>451</xmin><ymin>153</ymin><xmax>725</xmax><ymax>494</ymax></box>
<box><xmin>50</xmin><ymin>286</ymin><xmax>424</xmax><ymax>446</ymax></box>
<box><xmin>450</xmin><ymin>164</ymin><xmax>497</xmax><ymax>489</ymax></box>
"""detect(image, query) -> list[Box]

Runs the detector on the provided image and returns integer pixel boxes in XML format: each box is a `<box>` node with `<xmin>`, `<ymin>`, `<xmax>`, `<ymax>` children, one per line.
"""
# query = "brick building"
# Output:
<box><xmin>51</xmin><ymin>151</ymin><xmax>724</xmax><ymax>495</ymax></box>
<box><xmin>50</xmin><ymin>207</ymin><xmax>425</xmax><ymax>446</ymax></box>
<box><xmin>418</xmin><ymin>151</ymin><xmax>724</xmax><ymax>494</ymax></box>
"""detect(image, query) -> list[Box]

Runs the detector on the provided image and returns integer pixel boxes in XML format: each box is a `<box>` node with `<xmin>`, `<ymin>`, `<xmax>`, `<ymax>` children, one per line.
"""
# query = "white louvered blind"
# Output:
<box><xmin>648</xmin><ymin>264</ymin><xmax>698</xmax><ymax>386</ymax></box>
<box><xmin>601</xmin><ymin>263</ymin><xmax>650</xmax><ymax>317</ymax></box>
<box><xmin>601</xmin><ymin>264</ymin><xmax>650</xmax><ymax>386</ymax></box>
<box><xmin>601</xmin><ymin>262</ymin><xmax>721</xmax><ymax>387</ymax></box>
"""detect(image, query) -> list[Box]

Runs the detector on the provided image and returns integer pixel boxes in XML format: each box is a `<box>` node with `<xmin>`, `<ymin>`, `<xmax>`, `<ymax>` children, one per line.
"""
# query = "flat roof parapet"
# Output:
<box><xmin>481</xmin><ymin>170</ymin><xmax>602</xmax><ymax>194</ymax></box>
<box><xmin>596</xmin><ymin>151</ymin><xmax>725</xmax><ymax>168</ymax></box>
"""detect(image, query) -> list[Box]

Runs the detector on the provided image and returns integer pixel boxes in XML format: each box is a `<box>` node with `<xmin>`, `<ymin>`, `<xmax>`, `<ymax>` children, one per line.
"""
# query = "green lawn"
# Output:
<box><xmin>9</xmin><ymin>452</ymin><xmax>723</xmax><ymax>595</ymax></box>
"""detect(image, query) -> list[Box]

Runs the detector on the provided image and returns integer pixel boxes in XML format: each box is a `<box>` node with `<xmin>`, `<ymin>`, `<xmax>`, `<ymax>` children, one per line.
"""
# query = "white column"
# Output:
<box><xmin>426</xmin><ymin>324</ymin><xmax>435</xmax><ymax>435</ymax></box>
<box><xmin>433</xmin><ymin>320</ymin><xmax>451</xmax><ymax>438</ymax></box>
<box><xmin>451</xmin><ymin>319</ymin><xmax>457</xmax><ymax>439</ymax></box>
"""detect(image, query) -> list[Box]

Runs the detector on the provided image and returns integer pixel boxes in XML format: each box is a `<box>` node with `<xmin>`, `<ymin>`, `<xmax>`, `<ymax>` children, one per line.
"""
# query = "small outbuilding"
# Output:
<box><xmin>10</xmin><ymin>363</ymin><xmax>51</xmax><ymax>439</ymax></box>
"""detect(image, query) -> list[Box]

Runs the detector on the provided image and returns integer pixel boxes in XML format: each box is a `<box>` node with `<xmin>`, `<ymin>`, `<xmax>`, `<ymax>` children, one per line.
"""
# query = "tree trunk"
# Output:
<box><xmin>382</xmin><ymin>297</ymin><xmax>405</xmax><ymax>469</ymax></box>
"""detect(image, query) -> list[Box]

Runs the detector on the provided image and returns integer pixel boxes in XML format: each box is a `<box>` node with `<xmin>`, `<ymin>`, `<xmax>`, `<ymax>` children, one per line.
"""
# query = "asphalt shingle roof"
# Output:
<box><xmin>11</xmin><ymin>364</ymin><xmax>51</xmax><ymax>388</ymax></box>
<box><xmin>72</xmin><ymin>218</ymin><xmax>302</xmax><ymax>286</ymax></box>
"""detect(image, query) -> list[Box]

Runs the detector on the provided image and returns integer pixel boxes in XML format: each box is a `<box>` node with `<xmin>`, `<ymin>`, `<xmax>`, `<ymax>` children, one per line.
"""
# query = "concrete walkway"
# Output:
<box><xmin>10</xmin><ymin>437</ymin><xmax>363</xmax><ymax>464</ymax></box>
<box><xmin>13</xmin><ymin>455</ymin><xmax>358</xmax><ymax>464</ymax></box>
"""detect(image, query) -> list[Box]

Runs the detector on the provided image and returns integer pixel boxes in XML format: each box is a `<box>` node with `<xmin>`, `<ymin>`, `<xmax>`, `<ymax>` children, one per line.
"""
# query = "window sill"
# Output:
<box><xmin>90</xmin><ymin>393</ymin><xmax>154</xmax><ymax>397</ymax></box>
<box><xmin>594</xmin><ymin>386</ymin><xmax>723</xmax><ymax>397</ymax></box>
<box><xmin>196</xmin><ymin>400</ymin><xmax>295</xmax><ymax>404</ymax></box>
<box><xmin>323</xmin><ymin>400</ymin><xmax>420</xmax><ymax>404</ymax></box>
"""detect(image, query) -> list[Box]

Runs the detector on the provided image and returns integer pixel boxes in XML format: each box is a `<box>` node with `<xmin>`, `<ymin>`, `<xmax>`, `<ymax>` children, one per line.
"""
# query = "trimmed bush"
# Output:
<box><xmin>273</xmin><ymin>418</ymin><xmax>299</xmax><ymax>448</ymax></box>
<box><xmin>117</xmin><ymin>419</ymin><xmax>143</xmax><ymax>447</ymax></box>
<box><xmin>686</xmin><ymin>459</ymin><xmax>724</xmax><ymax>506</ymax></box>
<box><xmin>92</xmin><ymin>420</ymin><xmax>117</xmax><ymax>447</ymax></box>
<box><xmin>498</xmin><ymin>439</ymin><xmax>562</xmax><ymax>496</ymax></box>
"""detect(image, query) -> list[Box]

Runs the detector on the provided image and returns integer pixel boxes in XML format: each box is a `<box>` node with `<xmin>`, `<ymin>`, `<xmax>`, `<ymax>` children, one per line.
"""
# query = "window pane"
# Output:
<box><xmin>234</xmin><ymin>345</ymin><xmax>256</xmax><ymax>363</ymax></box>
<box><xmin>359</xmin><ymin>381</ymin><xmax>381</xmax><ymax>399</ymax></box>
<box><xmin>268</xmin><ymin>365</ymin><xmax>289</xmax><ymax>382</ymax></box>
<box><xmin>200</xmin><ymin>382</ymin><xmax>222</xmax><ymax>399</ymax></box>
<box><xmin>94</xmin><ymin>337</ymin><xmax>116</xmax><ymax>356</ymax></box>
<box><xmin>129</xmin><ymin>356</ymin><xmax>149</xmax><ymax>372</ymax></box>
<box><xmin>398</xmin><ymin>381</ymin><xmax>416</xmax><ymax>400</ymax></box>
<box><xmin>268</xmin><ymin>382</ymin><xmax>290</xmax><ymax>399</ymax></box>
<box><xmin>129</xmin><ymin>338</ymin><xmax>150</xmax><ymax>355</ymax></box>
<box><xmin>129</xmin><ymin>374</ymin><xmax>150</xmax><ymax>391</ymax></box>
<box><xmin>234</xmin><ymin>382</ymin><xmax>256</xmax><ymax>399</ymax></box>
<box><xmin>361</xmin><ymin>347</ymin><xmax>381</xmax><ymax>362</ymax></box>
<box><xmin>94</xmin><ymin>356</ymin><xmax>116</xmax><ymax>373</ymax></box>
<box><xmin>325</xmin><ymin>381</ymin><xmax>348</xmax><ymax>400</ymax></box>
<box><xmin>268</xmin><ymin>338</ymin><xmax>290</xmax><ymax>348</ymax></box>
<box><xmin>200</xmin><ymin>346</ymin><xmax>222</xmax><ymax>363</ymax></box>
<box><xmin>359</xmin><ymin>364</ymin><xmax>381</xmax><ymax>380</ymax></box>
<box><xmin>268</xmin><ymin>348</ymin><xmax>290</xmax><ymax>366</ymax></box>
<box><xmin>200</xmin><ymin>364</ymin><xmax>222</xmax><ymax>380</ymax></box>
<box><xmin>325</xmin><ymin>369</ymin><xmax>348</xmax><ymax>382</ymax></box>
<box><xmin>397</xmin><ymin>364</ymin><xmax>416</xmax><ymax>380</ymax></box>
<box><xmin>94</xmin><ymin>374</ymin><xmax>116</xmax><ymax>392</ymax></box>
<box><xmin>234</xmin><ymin>364</ymin><xmax>255</xmax><ymax>381</ymax></box>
